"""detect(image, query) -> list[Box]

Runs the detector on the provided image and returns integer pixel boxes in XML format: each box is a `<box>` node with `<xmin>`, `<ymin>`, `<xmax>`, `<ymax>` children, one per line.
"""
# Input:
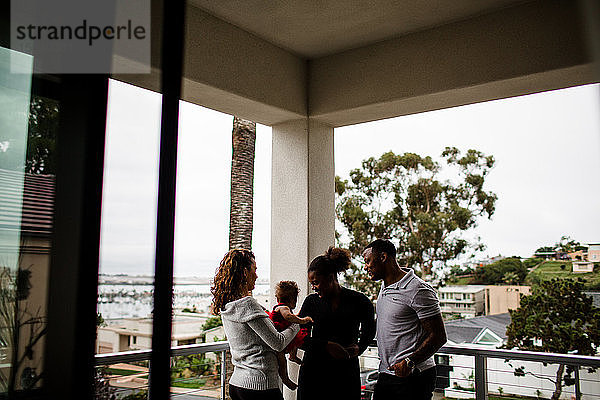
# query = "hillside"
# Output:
<box><xmin>526</xmin><ymin>261</ymin><xmax>600</xmax><ymax>290</ymax></box>
<box><xmin>445</xmin><ymin>260</ymin><xmax>600</xmax><ymax>290</ymax></box>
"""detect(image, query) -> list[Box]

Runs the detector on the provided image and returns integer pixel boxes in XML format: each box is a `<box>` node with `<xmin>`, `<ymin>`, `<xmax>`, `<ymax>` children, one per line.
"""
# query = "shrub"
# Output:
<box><xmin>202</xmin><ymin>315</ymin><xmax>222</xmax><ymax>331</ymax></box>
<box><xmin>473</xmin><ymin>258</ymin><xmax>527</xmax><ymax>285</ymax></box>
<box><xmin>122</xmin><ymin>390</ymin><xmax>148</xmax><ymax>400</ymax></box>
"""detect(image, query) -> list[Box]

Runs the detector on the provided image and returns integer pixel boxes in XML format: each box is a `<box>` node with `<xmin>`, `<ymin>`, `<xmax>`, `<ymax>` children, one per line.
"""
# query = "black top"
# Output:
<box><xmin>299</xmin><ymin>287</ymin><xmax>375</xmax><ymax>357</ymax></box>
<box><xmin>297</xmin><ymin>287</ymin><xmax>375</xmax><ymax>400</ymax></box>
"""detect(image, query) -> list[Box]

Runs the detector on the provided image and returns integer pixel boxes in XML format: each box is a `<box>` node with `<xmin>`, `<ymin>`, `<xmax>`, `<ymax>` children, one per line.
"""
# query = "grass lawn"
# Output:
<box><xmin>170</xmin><ymin>377</ymin><xmax>207</xmax><ymax>389</ymax></box>
<box><xmin>106</xmin><ymin>368</ymin><xmax>148</xmax><ymax>378</ymax></box>
<box><xmin>526</xmin><ymin>261</ymin><xmax>600</xmax><ymax>289</ymax></box>
<box><xmin>444</xmin><ymin>260</ymin><xmax>600</xmax><ymax>290</ymax></box>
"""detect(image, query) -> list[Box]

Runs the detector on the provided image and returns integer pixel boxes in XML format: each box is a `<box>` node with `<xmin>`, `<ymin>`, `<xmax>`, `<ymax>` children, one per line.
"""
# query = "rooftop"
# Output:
<box><xmin>445</xmin><ymin>313</ymin><xmax>511</xmax><ymax>343</ymax></box>
<box><xmin>0</xmin><ymin>169</ymin><xmax>55</xmax><ymax>237</ymax></box>
<box><xmin>439</xmin><ymin>285</ymin><xmax>487</xmax><ymax>293</ymax></box>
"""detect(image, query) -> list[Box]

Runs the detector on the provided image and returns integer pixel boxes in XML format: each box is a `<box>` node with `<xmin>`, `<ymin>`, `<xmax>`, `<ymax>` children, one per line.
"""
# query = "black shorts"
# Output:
<box><xmin>373</xmin><ymin>367</ymin><xmax>437</xmax><ymax>400</ymax></box>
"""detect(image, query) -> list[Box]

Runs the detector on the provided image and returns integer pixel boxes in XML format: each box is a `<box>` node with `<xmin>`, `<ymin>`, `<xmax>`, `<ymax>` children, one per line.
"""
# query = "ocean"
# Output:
<box><xmin>98</xmin><ymin>283</ymin><xmax>271</xmax><ymax>319</ymax></box>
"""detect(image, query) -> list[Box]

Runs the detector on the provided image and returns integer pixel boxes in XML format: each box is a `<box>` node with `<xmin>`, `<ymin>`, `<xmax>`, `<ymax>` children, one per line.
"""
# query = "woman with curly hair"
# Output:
<box><xmin>211</xmin><ymin>249</ymin><xmax>299</xmax><ymax>400</ymax></box>
<box><xmin>297</xmin><ymin>247</ymin><xmax>376</xmax><ymax>400</ymax></box>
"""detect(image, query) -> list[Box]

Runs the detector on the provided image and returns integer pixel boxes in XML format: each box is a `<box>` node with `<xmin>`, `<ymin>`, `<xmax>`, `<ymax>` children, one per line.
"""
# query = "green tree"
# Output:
<box><xmin>502</xmin><ymin>271</ymin><xmax>520</xmax><ymax>285</ymax></box>
<box><xmin>535</xmin><ymin>236</ymin><xmax>587</xmax><ymax>255</ymax></box>
<box><xmin>472</xmin><ymin>258</ymin><xmax>527</xmax><ymax>285</ymax></box>
<box><xmin>121</xmin><ymin>390</ymin><xmax>147</xmax><ymax>400</ymax></box>
<box><xmin>201</xmin><ymin>315</ymin><xmax>222</xmax><ymax>331</ymax></box>
<box><xmin>555</xmin><ymin>235</ymin><xmax>583</xmax><ymax>253</ymax></box>
<box><xmin>448</xmin><ymin>265</ymin><xmax>474</xmax><ymax>277</ymax></box>
<box><xmin>535</xmin><ymin>246</ymin><xmax>555</xmax><ymax>254</ymax></box>
<box><xmin>443</xmin><ymin>265</ymin><xmax>475</xmax><ymax>285</ymax></box>
<box><xmin>26</xmin><ymin>95</ymin><xmax>59</xmax><ymax>175</ymax></box>
<box><xmin>336</xmin><ymin>147</ymin><xmax>496</xmax><ymax>296</ymax></box>
<box><xmin>96</xmin><ymin>312</ymin><xmax>106</xmax><ymax>327</ymax></box>
<box><xmin>93</xmin><ymin>367</ymin><xmax>117</xmax><ymax>400</ymax></box>
<box><xmin>505</xmin><ymin>279</ymin><xmax>600</xmax><ymax>400</ymax></box>
<box><xmin>0</xmin><ymin>263</ymin><xmax>47</xmax><ymax>393</ymax></box>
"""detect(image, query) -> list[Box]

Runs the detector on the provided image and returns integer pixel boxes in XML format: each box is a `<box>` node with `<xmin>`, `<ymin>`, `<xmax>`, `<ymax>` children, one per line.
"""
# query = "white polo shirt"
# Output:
<box><xmin>376</xmin><ymin>268</ymin><xmax>441</xmax><ymax>375</ymax></box>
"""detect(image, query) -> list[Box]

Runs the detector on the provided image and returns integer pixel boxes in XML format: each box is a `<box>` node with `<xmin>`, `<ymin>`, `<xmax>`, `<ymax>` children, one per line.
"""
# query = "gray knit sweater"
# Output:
<box><xmin>221</xmin><ymin>296</ymin><xmax>300</xmax><ymax>390</ymax></box>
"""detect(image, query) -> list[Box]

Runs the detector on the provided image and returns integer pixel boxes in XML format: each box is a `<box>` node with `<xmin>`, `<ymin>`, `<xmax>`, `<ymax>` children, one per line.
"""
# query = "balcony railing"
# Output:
<box><xmin>95</xmin><ymin>342</ymin><xmax>600</xmax><ymax>400</ymax></box>
<box><xmin>95</xmin><ymin>341</ymin><xmax>230</xmax><ymax>399</ymax></box>
<box><xmin>361</xmin><ymin>344</ymin><xmax>600</xmax><ymax>400</ymax></box>
<box><xmin>440</xmin><ymin>345</ymin><xmax>600</xmax><ymax>400</ymax></box>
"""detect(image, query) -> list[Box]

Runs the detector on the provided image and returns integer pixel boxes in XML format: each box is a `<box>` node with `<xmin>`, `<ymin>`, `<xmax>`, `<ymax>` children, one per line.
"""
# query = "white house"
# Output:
<box><xmin>438</xmin><ymin>286</ymin><xmax>487</xmax><ymax>319</ymax></box>
<box><xmin>573</xmin><ymin>261</ymin><xmax>594</xmax><ymax>273</ymax></box>
<box><xmin>96</xmin><ymin>313</ymin><xmax>209</xmax><ymax>353</ymax></box>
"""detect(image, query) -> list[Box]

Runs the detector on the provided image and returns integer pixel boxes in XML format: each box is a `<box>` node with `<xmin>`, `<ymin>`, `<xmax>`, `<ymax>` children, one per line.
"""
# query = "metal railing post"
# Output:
<box><xmin>574</xmin><ymin>366</ymin><xmax>581</xmax><ymax>400</ymax></box>
<box><xmin>221</xmin><ymin>350</ymin><xmax>227</xmax><ymax>399</ymax></box>
<box><xmin>147</xmin><ymin>360</ymin><xmax>151</xmax><ymax>393</ymax></box>
<box><xmin>475</xmin><ymin>354</ymin><xmax>488</xmax><ymax>400</ymax></box>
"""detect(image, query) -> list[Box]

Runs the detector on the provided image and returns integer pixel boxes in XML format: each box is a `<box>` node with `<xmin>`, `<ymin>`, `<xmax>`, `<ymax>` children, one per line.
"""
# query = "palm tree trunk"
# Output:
<box><xmin>226</xmin><ymin>116</ymin><xmax>256</xmax><ymax>400</ymax></box>
<box><xmin>229</xmin><ymin>117</ymin><xmax>256</xmax><ymax>250</ymax></box>
<box><xmin>551</xmin><ymin>364</ymin><xmax>565</xmax><ymax>400</ymax></box>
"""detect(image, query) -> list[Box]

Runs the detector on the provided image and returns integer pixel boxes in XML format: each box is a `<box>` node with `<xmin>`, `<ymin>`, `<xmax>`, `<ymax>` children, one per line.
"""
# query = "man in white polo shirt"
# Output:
<box><xmin>363</xmin><ymin>239</ymin><xmax>447</xmax><ymax>400</ymax></box>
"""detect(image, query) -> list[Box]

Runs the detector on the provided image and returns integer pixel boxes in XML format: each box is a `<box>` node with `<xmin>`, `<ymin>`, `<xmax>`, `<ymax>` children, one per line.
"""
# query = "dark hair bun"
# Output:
<box><xmin>308</xmin><ymin>247</ymin><xmax>352</xmax><ymax>276</ymax></box>
<box><xmin>325</xmin><ymin>247</ymin><xmax>351</xmax><ymax>273</ymax></box>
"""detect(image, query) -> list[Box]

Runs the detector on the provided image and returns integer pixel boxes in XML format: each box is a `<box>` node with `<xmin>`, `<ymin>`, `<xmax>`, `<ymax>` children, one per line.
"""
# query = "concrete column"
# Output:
<box><xmin>307</xmin><ymin>120</ymin><xmax>336</xmax><ymax>262</ymax></box>
<box><xmin>271</xmin><ymin>119</ymin><xmax>310</xmax><ymax>305</ymax></box>
<box><xmin>271</xmin><ymin>118</ymin><xmax>335</xmax><ymax>304</ymax></box>
<box><xmin>271</xmin><ymin>118</ymin><xmax>335</xmax><ymax>400</ymax></box>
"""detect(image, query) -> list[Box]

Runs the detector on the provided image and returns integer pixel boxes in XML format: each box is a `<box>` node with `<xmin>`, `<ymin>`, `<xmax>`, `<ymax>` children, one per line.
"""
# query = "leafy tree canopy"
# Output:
<box><xmin>535</xmin><ymin>236</ymin><xmax>587</xmax><ymax>254</ymax></box>
<box><xmin>26</xmin><ymin>95</ymin><xmax>59</xmax><ymax>175</ymax></box>
<box><xmin>535</xmin><ymin>246</ymin><xmax>556</xmax><ymax>254</ymax></box>
<box><xmin>505</xmin><ymin>278</ymin><xmax>600</xmax><ymax>399</ymax></box>
<box><xmin>506</xmin><ymin>278</ymin><xmax>600</xmax><ymax>353</ymax></box>
<box><xmin>448</xmin><ymin>265</ymin><xmax>474</xmax><ymax>277</ymax></box>
<box><xmin>121</xmin><ymin>391</ymin><xmax>147</xmax><ymax>400</ymax></box>
<box><xmin>555</xmin><ymin>235</ymin><xmax>584</xmax><ymax>253</ymax></box>
<box><xmin>336</xmin><ymin>147</ymin><xmax>496</xmax><ymax>297</ymax></box>
<box><xmin>471</xmin><ymin>257</ymin><xmax>527</xmax><ymax>285</ymax></box>
<box><xmin>201</xmin><ymin>315</ymin><xmax>222</xmax><ymax>331</ymax></box>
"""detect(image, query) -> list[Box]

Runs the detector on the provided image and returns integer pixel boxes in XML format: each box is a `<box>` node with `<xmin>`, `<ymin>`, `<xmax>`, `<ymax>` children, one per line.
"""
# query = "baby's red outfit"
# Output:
<box><xmin>267</xmin><ymin>303</ymin><xmax>307</xmax><ymax>352</ymax></box>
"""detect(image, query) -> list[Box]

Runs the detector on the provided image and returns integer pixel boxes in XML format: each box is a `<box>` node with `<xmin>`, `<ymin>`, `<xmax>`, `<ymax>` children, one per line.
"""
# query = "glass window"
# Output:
<box><xmin>0</xmin><ymin>47</ymin><xmax>58</xmax><ymax>394</ymax></box>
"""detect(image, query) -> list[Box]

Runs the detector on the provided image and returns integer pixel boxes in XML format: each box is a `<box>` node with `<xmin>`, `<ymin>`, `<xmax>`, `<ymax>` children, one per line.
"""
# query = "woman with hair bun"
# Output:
<box><xmin>296</xmin><ymin>247</ymin><xmax>376</xmax><ymax>400</ymax></box>
<box><xmin>211</xmin><ymin>249</ymin><xmax>300</xmax><ymax>400</ymax></box>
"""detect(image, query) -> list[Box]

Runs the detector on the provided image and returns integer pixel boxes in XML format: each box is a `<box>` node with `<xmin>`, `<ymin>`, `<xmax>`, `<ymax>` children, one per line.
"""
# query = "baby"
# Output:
<box><xmin>268</xmin><ymin>280</ymin><xmax>313</xmax><ymax>390</ymax></box>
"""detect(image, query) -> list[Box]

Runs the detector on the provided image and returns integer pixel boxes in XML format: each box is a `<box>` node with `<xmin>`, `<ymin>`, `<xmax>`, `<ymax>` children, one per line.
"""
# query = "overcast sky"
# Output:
<box><xmin>335</xmin><ymin>84</ymin><xmax>600</xmax><ymax>262</ymax></box>
<box><xmin>100</xmin><ymin>80</ymin><xmax>272</xmax><ymax>278</ymax></box>
<box><xmin>99</xmin><ymin>80</ymin><xmax>600</xmax><ymax>278</ymax></box>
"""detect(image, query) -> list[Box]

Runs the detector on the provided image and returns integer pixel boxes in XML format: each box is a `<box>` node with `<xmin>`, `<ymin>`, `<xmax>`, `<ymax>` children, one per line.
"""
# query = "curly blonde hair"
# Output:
<box><xmin>210</xmin><ymin>249</ymin><xmax>255</xmax><ymax>315</ymax></box>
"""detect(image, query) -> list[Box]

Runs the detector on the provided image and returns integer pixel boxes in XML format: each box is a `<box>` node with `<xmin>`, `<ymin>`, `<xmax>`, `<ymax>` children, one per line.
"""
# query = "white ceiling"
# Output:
<box><xmin>190</xmin><ymin>0</ymin><xmax>528</xmax><ymax>58</ymax></box>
